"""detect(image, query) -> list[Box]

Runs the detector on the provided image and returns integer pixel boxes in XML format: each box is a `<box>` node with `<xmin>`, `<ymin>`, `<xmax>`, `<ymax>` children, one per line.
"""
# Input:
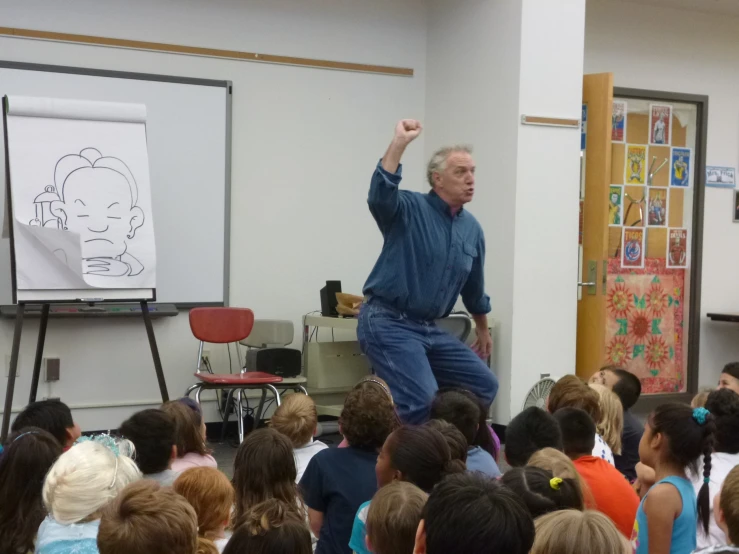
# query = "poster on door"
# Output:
<box><xmin>666</xmin><ymin>228</ymin><xmax>688</xmax><ymax>268</ymax></box>
<box><xmin>612</xmin><ymin>101</ymin><xmax>626</xmax><ymax>142</ymax></box>
<box><xmin>609</xmin><ymin>185</ymin><xmax>624</xmax><ymax>226</ymax></box>
<box><xmin>625</xmin><ymin>145</ymin><xmax>647</xmax><ymax>185</ymax></box>
<box><xmin>670</xmin><ymin>147</ymin><xmax>692</xmax><ymax>188</ymax></box>
<box><xmin>650</xmin><ymin>104</ymin><xmax>672</xmax><ymax>146</ymax></box>
<box><xmin>621</xmin><ymin>227</ymin><xmax>645</xmax><ymax>269</ymax></box>
<box><xmin>647</xmin><ymin>188</ymin><xmax>669</xmax><ymax>227</ymax></box>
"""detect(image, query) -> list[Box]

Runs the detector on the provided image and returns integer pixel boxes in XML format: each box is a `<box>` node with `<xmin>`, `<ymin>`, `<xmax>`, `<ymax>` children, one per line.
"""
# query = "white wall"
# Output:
<box><xmin>585</xmin><ymin>0</ymin><xmax>739</xmax><ymax>390</ymax></box>
<box><xmin>426</xmin><ymin>0</ymin><xmax>585</xmax><ymax>422</ymax></box>
<box><xmin>510</xmin><ymin>0</ymin><xmax>585</xmax><ymax>416</ymax></box>
<box><xmin>0</xmin><ymin>0</ymin><xmax>427</xmax><ymax>430</ymax></box>
<box><xmin>425</xmin><ymin>0</ymin><xmax>522</xmax><ymax>424</ymax></box>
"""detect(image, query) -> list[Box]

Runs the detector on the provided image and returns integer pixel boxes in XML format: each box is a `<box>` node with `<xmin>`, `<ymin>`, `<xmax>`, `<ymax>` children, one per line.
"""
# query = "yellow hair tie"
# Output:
<box><xmin>550</xmin><ymin>477</ymin><xmax>563</xmax><ymax>491</ymax></box>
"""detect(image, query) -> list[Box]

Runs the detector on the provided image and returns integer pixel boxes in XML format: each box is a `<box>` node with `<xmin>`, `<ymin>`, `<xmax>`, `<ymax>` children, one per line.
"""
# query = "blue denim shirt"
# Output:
<box><xmin>362</xmin><ymin>161</ymin><xmax>490</xmax><ymax>321</ymax></box>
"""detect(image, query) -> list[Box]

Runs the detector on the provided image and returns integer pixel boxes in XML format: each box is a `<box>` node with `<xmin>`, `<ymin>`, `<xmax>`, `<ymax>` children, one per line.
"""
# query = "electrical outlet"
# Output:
<box><xmin>5</xmin><ymin>354</ymin><xmax>20</xmax><ymax>378</ymax></box>
<box><xmin>202</xmin><ymin>349</ymin><xmax>212</xmax><ymax>367</ymax></box>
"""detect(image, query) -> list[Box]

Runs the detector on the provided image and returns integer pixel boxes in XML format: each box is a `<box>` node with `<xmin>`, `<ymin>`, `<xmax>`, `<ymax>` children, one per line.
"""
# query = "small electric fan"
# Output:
<box><xmin>522</xmin><ymin>374</ymin><xmax>560</xmax><ymax>410</ymax></box>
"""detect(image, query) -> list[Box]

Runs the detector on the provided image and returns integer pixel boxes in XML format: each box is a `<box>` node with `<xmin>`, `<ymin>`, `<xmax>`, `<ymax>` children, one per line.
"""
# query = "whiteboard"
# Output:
<box><xmin>0</xmin><ymin>61</ymin><xmax>230</xmax><ymax>306</ymax></box>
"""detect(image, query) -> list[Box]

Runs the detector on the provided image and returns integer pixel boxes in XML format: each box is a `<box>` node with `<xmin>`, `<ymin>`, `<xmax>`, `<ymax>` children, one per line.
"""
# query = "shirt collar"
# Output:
<box><xmin>428</xmin><ymin>189</ymin><xmax>464</xmax><ymax>218</ymax></box>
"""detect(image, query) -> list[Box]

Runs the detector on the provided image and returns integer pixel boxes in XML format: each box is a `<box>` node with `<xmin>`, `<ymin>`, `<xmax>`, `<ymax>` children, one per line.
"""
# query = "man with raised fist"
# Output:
<box><xmin>357</xmin><ymin>119</ymin><xmax>498</xmax><ymax>424</ymax></box>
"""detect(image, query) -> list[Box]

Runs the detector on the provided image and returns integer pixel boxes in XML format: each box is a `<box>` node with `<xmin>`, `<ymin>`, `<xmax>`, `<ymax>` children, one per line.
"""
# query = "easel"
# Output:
<box><xmin>0</xmin><ymin>300</ymin><xmax>169</xmax><ymax>441</ymax></box>
<box><xmin>0</xmin><ymin>95</ymin><xmax>168</xmax><ymax>441</ymax></box>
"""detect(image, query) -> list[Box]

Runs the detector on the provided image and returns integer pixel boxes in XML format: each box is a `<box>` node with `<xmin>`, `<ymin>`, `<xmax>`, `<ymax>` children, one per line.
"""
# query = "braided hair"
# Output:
<box><xmin>649</xmin><ymin>403</ymin><xmax>715</xmax><ymax>533</ymax></box>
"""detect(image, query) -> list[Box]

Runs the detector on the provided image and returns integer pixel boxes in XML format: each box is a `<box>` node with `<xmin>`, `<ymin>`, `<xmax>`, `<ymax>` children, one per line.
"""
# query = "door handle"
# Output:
<box><xmin>578</xmin><ymin>261</ymin><xmax>598</xmax><ymax>296</ymax></box>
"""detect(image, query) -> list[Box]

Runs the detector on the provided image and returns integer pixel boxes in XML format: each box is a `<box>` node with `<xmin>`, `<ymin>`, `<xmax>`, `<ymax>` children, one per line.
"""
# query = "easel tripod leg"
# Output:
<box><xmin>29</xmin><ymin>303</ymin><xmax>50</xmax><ymax>403</ymax></box>
<box><xmin>141</xmin><ymin>301</ymin><xmax>169</xmax><ymax>402</ymax></box>
<box><xmin>1</xmin><ymin>304</ymin><xmax>25</xmax><ymax>442</ymax></box>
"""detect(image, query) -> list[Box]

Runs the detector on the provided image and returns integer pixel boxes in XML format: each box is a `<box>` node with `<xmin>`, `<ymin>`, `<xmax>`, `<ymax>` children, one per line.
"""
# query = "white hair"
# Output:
<box><xmin>426</xmin><ymin>144</ymin><xmax>474</xmax><ymax>187</ymax></box>
<box><xmin>43</xmin><ymin>439</ymin><xmax>142</xmax><ymax>524</ymax></box>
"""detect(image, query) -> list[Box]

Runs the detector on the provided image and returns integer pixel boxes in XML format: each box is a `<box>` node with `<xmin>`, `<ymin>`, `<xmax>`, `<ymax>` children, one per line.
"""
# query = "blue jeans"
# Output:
<box><xmin>356</xmin><ymin>300</ymin><xmax>498</xmax><ymax>424</ymax></box>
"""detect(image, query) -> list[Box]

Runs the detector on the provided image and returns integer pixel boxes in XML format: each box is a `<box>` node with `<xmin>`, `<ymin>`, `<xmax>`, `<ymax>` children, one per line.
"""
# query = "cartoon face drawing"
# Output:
<box><xmin>48</xmin><ymin>148</ymin><xmax>145</xmax><ymax>276</ymax></box>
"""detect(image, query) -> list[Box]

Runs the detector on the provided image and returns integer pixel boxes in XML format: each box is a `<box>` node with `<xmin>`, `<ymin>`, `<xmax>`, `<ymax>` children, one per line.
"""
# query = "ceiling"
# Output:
<box><xmin>600</xmin><ymin>0</ymin><xmax>739</xmax><ymax>17</ymax></box>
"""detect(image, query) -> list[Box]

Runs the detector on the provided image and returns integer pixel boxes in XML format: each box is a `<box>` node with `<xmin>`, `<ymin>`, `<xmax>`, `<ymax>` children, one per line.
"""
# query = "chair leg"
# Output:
<box><xmin>236</xmin><ymin>390</ymin><xmax>245</xmax><ymax>444</ymax></box>
<box><xmin>254</xmin><ymin>388</ymin><xmax>268</xmax><ymax>430</ymax></box>
<box><xmin>221</xmin><ymin>389</ymin><xmax>237</xmax><ymax>443</ymax></box>
<box><xmin>184</xmin><ymin>384</ymin><xmax>200</xmax><ymax>398</ymax></box>
<box><xmin>296</xmin><ymin>385</ymin><xmax>308</xmax><ymax>395</ymax></box>
<box><xmin>266</xmin><ymin>384</ymin><xmax>282</xmax><ymax>408</ymax></box>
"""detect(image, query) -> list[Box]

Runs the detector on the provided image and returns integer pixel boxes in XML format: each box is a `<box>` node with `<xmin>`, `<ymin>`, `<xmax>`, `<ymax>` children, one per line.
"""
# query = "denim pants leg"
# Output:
<box><xmin>357</xmin><ymin>303</ymin><xmax>499</xmax><ymax>424</ymax></box>
<box><xmin>425</xmin><ymin>323</ymin><xmax>498</xmax><ymax>408</ymax></box>
<box><xmin>357</xmin><ymin>303</ymin><xmax>438</xmax><ymax>424</ymax></box>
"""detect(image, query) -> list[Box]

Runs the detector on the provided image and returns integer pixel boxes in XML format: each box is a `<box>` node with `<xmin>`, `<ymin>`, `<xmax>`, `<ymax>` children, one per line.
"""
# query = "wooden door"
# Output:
<box><xmin>576</xmin><ymin>73</ymin><xmax>614</xmax><ymax>378</ymax></box>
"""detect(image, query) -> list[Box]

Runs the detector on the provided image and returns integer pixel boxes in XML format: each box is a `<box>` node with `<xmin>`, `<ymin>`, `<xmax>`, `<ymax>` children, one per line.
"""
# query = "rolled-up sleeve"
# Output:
<box><xmin>461</xmin><ymin>234</ymin><xmax>491</xmax><ymax>315</ymax></box>
<box><xmin>368</xmin><ymin>160</ymin><xmax>405</xmax><ymax>232</ymax></box>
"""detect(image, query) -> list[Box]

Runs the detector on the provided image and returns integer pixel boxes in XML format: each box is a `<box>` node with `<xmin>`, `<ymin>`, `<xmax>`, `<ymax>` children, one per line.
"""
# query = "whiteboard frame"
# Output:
<box><xmin>0</xmin><ymin>60</ymin><xmax>232</xmax><ymax>307</ymax></box>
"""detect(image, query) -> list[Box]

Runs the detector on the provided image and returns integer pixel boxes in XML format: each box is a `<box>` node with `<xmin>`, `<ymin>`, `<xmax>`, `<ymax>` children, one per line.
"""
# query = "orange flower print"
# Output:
<box><xmin>628</xmin><ymin>311</ymin><xmax>651</xmax><ymax>344</ymax></box>
<box><xmin>606</xmin><ymin>336</ymin><xmax>631</xmax><ymax>366</ymax></box>
<box><xmin>647</xmin><ymin>283</ymin><xmax>668</xmax><ymax>318</ymax></box>
<box><xmin>645</xmin><ymin>335</ymin><xmax>669</xmax><ymax>370</ymax></box>
<box><xmin>607</xmin><ymin>282</ymin><xmax>632</xmax><ymax>318</ymax></box>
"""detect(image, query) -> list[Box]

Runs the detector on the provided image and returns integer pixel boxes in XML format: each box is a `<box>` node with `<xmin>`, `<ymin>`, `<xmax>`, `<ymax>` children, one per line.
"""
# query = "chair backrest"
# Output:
<box><xmin>240</xmin><ymin>319</ymin><xmax>294</xmax><ymax>348</ymax></box>
<box><xmin>189</xmin><ymin>307</ymin><xmax>255</xmax><ymax>344</ymax></box>
<box><xmin>435</xmin><ymin>313</ymin><xmax>472</xmax><ymax>342</ymax></box>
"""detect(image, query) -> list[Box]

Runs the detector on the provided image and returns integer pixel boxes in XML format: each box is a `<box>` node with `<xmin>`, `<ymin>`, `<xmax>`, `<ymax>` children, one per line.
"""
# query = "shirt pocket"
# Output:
<box><xmin>455</xmin><ymin>242</ymin><xmax>477</xmax><ymax>290</ymax></box>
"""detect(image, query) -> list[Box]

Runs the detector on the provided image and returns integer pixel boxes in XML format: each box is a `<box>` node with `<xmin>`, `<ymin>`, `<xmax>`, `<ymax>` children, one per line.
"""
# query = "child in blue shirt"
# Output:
<box><xmin>300</xmin><ymin>379</ymin><xmax>399</xmax><ymax>554</ymax></box>
<box><xmin>632</xmin><ymin>404</ymin><xmax>715</xmax><ymax>554</ymax></box>
<box><xmin>430</xmin><ymin>389</ymin><xmax>501</xmax><ymax>477</ymax></box>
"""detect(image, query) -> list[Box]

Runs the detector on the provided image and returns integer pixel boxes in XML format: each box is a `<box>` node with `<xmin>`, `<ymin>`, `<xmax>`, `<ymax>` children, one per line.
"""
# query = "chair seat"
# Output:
<box><xmin>195</xmin><ymin>372</ymin><xmax>283</xmax><ymax>385</ymax></box>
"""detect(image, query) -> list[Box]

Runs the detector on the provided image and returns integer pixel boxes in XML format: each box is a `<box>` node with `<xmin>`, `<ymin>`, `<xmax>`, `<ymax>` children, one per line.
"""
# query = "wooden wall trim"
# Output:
<box><xmin>0</xmin><ymin>26</ymin><xmax>414</xmax><ymax>77</ymax></box>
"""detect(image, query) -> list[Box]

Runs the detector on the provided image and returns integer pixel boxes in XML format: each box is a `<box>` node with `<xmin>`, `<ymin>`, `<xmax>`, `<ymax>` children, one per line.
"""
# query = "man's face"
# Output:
<box><xmin>52</xmin><ymin>168</ymin><xmax>142</xmax><ymax>258</ymax></box>
<box><xmin>434</xmin><ymin>152</ymin><xmax>476</xmax><ymax>206</ymax></box>
<box><xmin>588</xmin><ymin>369</ymin><xmax>620</xmax><ymax>390</ymax></box>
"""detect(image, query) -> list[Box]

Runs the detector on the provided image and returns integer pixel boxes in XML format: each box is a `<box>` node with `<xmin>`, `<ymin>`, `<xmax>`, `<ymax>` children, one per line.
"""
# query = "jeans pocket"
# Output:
<box><xmin>370</xmin><ymin>304</ymin><xmax>405</xmax><ymax>322</ymax></box>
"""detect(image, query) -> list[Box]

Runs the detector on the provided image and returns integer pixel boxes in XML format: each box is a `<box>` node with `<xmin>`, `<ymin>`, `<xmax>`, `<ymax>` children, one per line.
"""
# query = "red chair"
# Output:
<box><xmin>184</xmin><ymin>307</ymin><xmax>283</xmax><ymax>443</ymax></box>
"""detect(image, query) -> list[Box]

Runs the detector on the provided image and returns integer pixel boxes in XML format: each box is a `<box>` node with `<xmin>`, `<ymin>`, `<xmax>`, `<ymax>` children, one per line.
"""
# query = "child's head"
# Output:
<box><xmin>717</xmin><ymin>465</ymin><xmax>739</xmax><ymax>545</ymax></box>
<box><xmin>526</xmin><ymin>447</ymin><xmax>595</xmax><ymax>508</ymax></box>
<box><xmin>222</xmin><ymin>499</ymin><xmax>312</xmax><ymax>554</ymax></box>
<box><xmin>43</xmin><ymin>436</ymin><xmax>141</xmax><ymax>524</ymax></box>
<box><xmin>11</xmin><ymin>399</ymin><xmax>80</xmax><ymax>449</ymax></box>
<box><xmin>552</xmin><ymin>408</ymin><xmax>596</xmax><ymax>459</ymax></box>
<box><xmin>367</xmin><ymin>481</ymin><xmax>427</xmax><ymax>554</ymax></box>
<box><xmin>119</xmin><ymin>408</ymin><xmax>176</xmax><ymax>475</ymax></box>
<box><xmin>429</xmin><ymin>390</ymin><xmax>480</xmax><ymax>446</ymax></box>
<box><xmin>233</xmin><ymin>428</ymin><xmax>301</xmax><ymax>527</ymax></box>
<box><xmin>504</xmin><ymin>407</ymin><xmax>563</xmax><ymax>467</ymax></box>
<box><xmin>339</xmin><ymin>379</ymin><xmax>399</xmax><ymax>451</ymax></box>
<box><xmin>706</xmin><ymin>389</ymin><xmax>739</xmax><ymax>454</ymax></box>
<box><xmin>530</xmin><ymin>510</ymin><xmax>631</xmax><ymax>554</ymax></box>
<box><xmin>269</xmin><ymin>393</ymin><xmax>318</xmax><ymax>448</ymax></box>
<box><xmin>161</xmin><ymin>401</ymin><xmax>208</xmax><ymax>459</ymax></box>
<box><xmin>0</xmin><ymin>428</ymin><xmax>62</xmax><ymax>554</ymax></box>
<box><xmin>547</xmin><ymin>375</ymin><xmax>602</xmax><ymax>423</ymax></box>
<box><xmin>589</xmin><ymin>366</ymin><xmax>642</xmax><ymax>411</ymax></box>
<box><xmin>424</xmin><ymin>419</ymin><xmax>468</xmax><ymax>464</ymax></box>
<box><xmin>376</xmin><ymin>425</ymin><xmax>465</xmax><ymax>492</ymax></box>
<box><xmin>500</xmin><ymin>466</ymin><xmax>583</xmax><ymax>518</ymax></box>
<box><xmin>588</xmin><ymin>383</ymin><xmax>623</xmax><ymax>455</ymax></box>
<box><xmin>692</xmin><ymin>387</ymin><xmax>714</xmax><ymax>409</ymax></box>
<box><xmin>719</xmin><ymin>362</ymin><xmax>739</xmax><ymax>395</ymax></box>
<box><xmin>413</xmin><ymin>473</ymin><xmax>535</xmax><ymax>554</ymax></box>
<box><xmin>98</xmin><ymin>480</ymin><xmax>198</xmax><ymax>554</ymax></box>
<box><xmin>640</xmin><ymin>403</ymin><xmax>715</xmax><ymax>532</ymax></box>
<box><xmin>437</xmin><ymin>387</ymin><xmax>497</xmax><ymax>458</ymax></box>
<box><xmin>174</xmin><ymin>467</ymin><xmax>234</xmax><ymax>554</ymax></box>
<box><xmin>50</xmin><ymin>149</ymin><xmax>145</xmax><ymax>260</ymax></box>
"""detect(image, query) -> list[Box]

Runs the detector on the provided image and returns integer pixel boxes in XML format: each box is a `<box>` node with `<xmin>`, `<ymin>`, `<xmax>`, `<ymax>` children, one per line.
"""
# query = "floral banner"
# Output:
<box><xmin>605</xmin><ymin>258</ymin><xmax>685</xmax><ymax>394</ymax></box>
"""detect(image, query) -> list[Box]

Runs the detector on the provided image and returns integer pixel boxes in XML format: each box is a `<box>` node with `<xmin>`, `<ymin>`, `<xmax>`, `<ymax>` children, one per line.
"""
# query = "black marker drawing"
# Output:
<box><xmin>29</xmin><ymin>148</ymin><xmax>145</xmax><ymax>276</ymax></box>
